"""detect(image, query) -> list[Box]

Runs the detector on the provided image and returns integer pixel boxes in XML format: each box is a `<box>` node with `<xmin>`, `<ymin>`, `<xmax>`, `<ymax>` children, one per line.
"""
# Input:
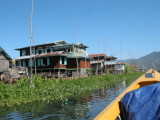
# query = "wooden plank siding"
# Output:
<box><xmin>0</xmin><ymin>54</ymin><xmax>10</xmax><ymax>71</ymax></box>
<box><xmin>79</xmin><ymin>59</ymin><xmax>90</xmax><ymax>69</ymax></box>
<box><xmin>32</xmin><ymin>56</ymin><xmax>66</xmax><ymax>70</ymax></box>
<box><xmin>0</xmin><ymin>47</ymin><xmax>12</xmax><ymax>72</ymax></box>
<box><xmin>19</xmin><ymin>44</ymin><xmax>53</xmax><ymax>56</ymax></box>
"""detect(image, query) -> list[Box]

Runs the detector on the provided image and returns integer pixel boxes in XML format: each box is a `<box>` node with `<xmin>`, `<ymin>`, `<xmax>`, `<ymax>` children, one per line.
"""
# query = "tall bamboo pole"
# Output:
<box><xmin>30</xmin><ymin>0</ymin><xmax>34</xmax><ymax>86</ymax></box>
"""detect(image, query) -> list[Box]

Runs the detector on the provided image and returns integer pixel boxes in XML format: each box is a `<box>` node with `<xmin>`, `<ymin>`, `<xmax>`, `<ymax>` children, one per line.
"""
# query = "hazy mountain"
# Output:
<box><xmin>120</xmin><ymin>51</ymin><xmax>160</xmax><ymax>70</ymax></box>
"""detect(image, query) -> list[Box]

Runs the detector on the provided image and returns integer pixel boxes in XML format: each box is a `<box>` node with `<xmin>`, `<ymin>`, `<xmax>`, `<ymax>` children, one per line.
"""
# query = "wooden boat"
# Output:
<box><xmin>94</xmin><ymin>69</ymin><xmax>160</xmax><ymax>120</ymax></box>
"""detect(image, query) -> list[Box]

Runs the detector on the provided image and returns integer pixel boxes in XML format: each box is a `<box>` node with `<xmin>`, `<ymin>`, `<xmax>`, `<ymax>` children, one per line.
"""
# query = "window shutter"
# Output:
<box><xmin>31</xmin><ymin>50</ymin><xmax>34</xmax><ymax>55</ymax></box>
<box><xmin>47</xmin><ymin>58</ymin><xmax>50</xmax><ymax>65</ymax></box>
<box><xmin>22</xmin><ymin>50</ymin><xmax>26</xmax><ymax>56</ymax></box>
<box><xmin>51</xmin><ymin>48</ymin><xmax>53</xmax><ymax>52</ymax></box>
<box><xmin>36</xmin><ymin>50</ymin><xmax>38</xmax><ymax>54</ymax></box>
<box><xmin>38</xmin><ymin>59</ymin><xmax>40</xmax><ymax>66</ymax></box>
<box><xmin>42</xmin><ymin>49</ymin><xmax>44</xmax><ymax>54</ymax></box>
<box><xmin>60</xmin><ymin>57</ymin><xmax>62</xmax><ymax>64</ymax></box>
<box><xmin>41</xmin><ymin>59</ymin><xmax>43</xmax><ymax>66</ymax></box>
<box><xmin>64</xmin><ymin>57</ymin><xmax>67</xmax><ymax>65</ymax></box>
<box><xmin>32</xmin><ymin>60</ymin><xmax>34</xmax><ymax>66</ymax></box>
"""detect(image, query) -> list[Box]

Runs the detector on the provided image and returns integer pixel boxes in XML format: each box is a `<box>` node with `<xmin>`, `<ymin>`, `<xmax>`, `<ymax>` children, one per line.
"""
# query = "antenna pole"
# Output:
<box><xmin>30</xmin><ymin>0</ymin><xmax>34</xmax><ymax>86</ymax></box>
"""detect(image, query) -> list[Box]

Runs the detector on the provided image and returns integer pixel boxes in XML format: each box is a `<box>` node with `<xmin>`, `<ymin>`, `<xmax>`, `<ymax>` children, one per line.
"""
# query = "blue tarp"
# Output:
<box><xmin>120</xmin><ymin>82</ymin><xmax>160</xmax><ymax>120</ymax></box>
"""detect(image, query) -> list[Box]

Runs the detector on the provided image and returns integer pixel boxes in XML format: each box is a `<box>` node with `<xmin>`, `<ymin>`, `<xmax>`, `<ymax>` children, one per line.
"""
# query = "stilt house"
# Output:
<box><xmin>89</xmin><ymin>54</ymin><xmax>117</xmax><ymax>74</ymax></box>
<box><xmin>15</xmin><ymin>40</ymin><xmax>90</xmax><ymax>78</ymax></box>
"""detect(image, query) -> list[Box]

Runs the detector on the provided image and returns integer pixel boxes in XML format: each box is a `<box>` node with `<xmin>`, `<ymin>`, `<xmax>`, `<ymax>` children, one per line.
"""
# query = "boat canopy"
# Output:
<box><xmin>120</xmin><ymin>82</ymin><xmax>160</xmax><ymax>120</ymax></box>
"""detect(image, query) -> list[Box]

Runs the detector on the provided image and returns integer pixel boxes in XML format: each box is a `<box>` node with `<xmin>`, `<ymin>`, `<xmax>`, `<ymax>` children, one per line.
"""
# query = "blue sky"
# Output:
<box><xmin>0</xmin><ymin>0</ymin><xmax>160</xmax><ymax>60</ymax></box>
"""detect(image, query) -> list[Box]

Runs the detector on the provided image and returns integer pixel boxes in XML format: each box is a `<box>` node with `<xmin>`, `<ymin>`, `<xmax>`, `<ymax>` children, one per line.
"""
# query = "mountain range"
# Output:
<box><xmin>120</xmin><ymin>51</ymin><xmax>160</xmax><ymax>70</ymax></box>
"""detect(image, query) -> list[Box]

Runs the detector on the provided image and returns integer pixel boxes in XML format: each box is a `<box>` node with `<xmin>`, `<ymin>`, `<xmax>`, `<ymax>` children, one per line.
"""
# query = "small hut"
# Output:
<box><xmin>0</xmin><ymin>47</ymin><xmax>12</xmax><ymax>72</ymax></box>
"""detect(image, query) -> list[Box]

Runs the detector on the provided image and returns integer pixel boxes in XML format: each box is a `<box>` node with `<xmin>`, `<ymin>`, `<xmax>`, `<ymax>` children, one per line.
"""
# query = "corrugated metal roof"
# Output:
<box><xmin>53</xmin><ymin>43</ymin><xmax>88</xmax><ymax>49</ymax></box>
<box><xmin>89</xmin><ymin>54</ymin><xmax>117</xmax><ymax>60</ymax></box>
<box><xmin>116</xmin><ymin>63</ymin><xmax>125</xmax><ymax>65</ymax></box>
<box><xmin>106</xmin><ymin>56</ymin><xmax>117</xmax><ymax>60</ymax></box>
<box><xmin>15</xmin><ymin>52</ymin><xmax>66</xmax><ymax>60</ymax></box>
<box><xmin>131</xmin><ymin>65</ymin><xmax>139</xmax><ymax>68</ymax></box>
<box><xmin>35</xmin><ymin>52</ymin><xmax>66</xmax><ymax>58</ymax></box>
<box><xmin>15</xmin><ymin>40</ymin><xmax>67</xmax><ymax>50</ymax></box>
<box><xmin>15</xmin><ymin>40</ymin><xmax>89</xmax><ymax>50</ymax></box>
<box><xmin>88</xmin><ymin>54</ymin><xmax>106</xmax><ymax>58</ymax></box>
<box><xmin>15</xmin><ymin>55</ymin><xmax>32</xmax><ymax>60</ymax></box>
<box><xmin>90</xmin><ymin>61</ymin><xmax>103</xmax><ymax>64</ymax></box>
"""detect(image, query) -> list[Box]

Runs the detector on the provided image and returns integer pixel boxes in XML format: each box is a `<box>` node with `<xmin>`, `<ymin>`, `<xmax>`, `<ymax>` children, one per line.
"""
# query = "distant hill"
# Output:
<box><xmin>121</xmin><ymin>51</ymin><xmax>160</xmax><ymax>70</ymax></box>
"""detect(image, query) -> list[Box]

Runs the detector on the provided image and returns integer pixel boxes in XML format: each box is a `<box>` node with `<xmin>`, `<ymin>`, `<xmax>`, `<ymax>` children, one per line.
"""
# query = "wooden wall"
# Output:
<box><xmin>0</xmin><ymin>54</ymin><xmax>9</xmax><ymax>71</ymax></box>
<box><xmin>79</xmin><ymin>59</ymin><xmax>90</xmax><ymax>69</ymax></box>
<box><xmin>33</xmin><ymin>56</ymin><xmax>66</xmax><ymax>70</ymax></box>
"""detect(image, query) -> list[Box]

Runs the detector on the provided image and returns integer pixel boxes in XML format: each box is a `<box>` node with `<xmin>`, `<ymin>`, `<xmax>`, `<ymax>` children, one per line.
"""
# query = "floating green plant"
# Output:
<box><xmin>0</xmin><ymin>73</ymin><xmax>143</xmax><ymax>106</ymax></box>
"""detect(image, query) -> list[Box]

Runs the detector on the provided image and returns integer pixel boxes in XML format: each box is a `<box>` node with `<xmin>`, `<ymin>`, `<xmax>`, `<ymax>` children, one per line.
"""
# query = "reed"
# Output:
<box><xmin>0</xmin><ymin>73</ymin><xmax>142</xmax><ymax>106</ymax></box>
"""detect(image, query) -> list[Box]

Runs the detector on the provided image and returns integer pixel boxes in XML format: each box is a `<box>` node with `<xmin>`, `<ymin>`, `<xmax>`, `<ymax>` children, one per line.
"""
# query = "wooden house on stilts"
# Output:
<box><xmin>15</xmin><ymin>40</ymin><xmax>90</xmax><ymax>78</ymax></box>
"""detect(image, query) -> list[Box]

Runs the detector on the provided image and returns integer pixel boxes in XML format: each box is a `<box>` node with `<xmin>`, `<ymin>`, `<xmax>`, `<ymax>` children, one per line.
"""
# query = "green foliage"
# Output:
<box><xmin>125</xmin><ymin>64</ymin><xmax>138</xmax><ymax>74</ymax></box>
<box><xmin>0</xmin><ymin>73</ymin><xmax>143</xmax><ymax>106</ymax></box>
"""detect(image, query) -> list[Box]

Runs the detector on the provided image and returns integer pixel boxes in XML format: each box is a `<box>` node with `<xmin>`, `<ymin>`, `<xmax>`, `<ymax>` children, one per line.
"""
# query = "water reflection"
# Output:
<box><xmin>0</xmin><ymin>80</ymin><xmax>133</xmax><ymax>120</ymax></box>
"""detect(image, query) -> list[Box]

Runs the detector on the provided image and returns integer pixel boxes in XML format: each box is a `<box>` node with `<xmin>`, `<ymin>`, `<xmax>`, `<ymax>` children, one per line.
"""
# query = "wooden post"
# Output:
<box><xmin>58</xmin><ymin>69</ymin><xmax>60</xmax><ymax>78</ymax></box>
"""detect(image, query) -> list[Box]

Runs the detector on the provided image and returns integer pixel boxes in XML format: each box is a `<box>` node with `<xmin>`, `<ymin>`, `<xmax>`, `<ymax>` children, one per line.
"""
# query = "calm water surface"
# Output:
<box><xmin>0</xmin><ymin>80</ymin><xmax>133</xmax><ymax>120</ymax></box>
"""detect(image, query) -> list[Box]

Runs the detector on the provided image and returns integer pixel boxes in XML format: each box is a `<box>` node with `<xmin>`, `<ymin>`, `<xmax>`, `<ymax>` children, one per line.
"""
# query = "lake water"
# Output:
<box><xmin>0</xmin><ymin>80</ymin><xmax>133</xmax><ymax>120</ymax></box>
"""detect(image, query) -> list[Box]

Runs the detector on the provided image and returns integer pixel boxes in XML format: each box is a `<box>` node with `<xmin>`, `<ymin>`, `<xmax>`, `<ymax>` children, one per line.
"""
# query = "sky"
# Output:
<box><xmin>0</xmin><ymin>0</ymin><xmax>160</xmax><ymax>60</ymax></box>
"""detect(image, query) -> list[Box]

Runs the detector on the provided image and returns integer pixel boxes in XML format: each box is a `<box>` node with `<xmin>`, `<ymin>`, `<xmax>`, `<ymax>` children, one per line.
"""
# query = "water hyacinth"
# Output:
<box><xmin>0</xmin><ymin>73</ymin><xmax>143</xmax><ymax>106</ymax></box>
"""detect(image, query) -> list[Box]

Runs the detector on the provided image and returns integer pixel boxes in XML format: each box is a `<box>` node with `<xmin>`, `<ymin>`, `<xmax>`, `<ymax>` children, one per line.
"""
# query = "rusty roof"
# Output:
<box><xmin>15</xmin><ymin>52</ymin><xmax>66</xmax><ymax>60</ymax></box>
<box><xmin>34</xmin><ymin>52</ymin><xmax>66</xmax><ymax>58</ymax></box>
<box><xmin>88</xmin><ymin>54</ymin><xmax>106</xmax><ymax>58</ymax></box>
<box><xmin>116</xmin><ymin>63</ymin><xmax>125</xmax><ymax>65</ymax></box>
<box><xmin>15</xmin><ymin>40</ymin><xmax>67</xmax><ymax>50</ymax></box>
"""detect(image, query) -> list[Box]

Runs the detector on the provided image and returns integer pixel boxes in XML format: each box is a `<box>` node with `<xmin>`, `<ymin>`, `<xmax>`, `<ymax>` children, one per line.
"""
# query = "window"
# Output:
<box><xmin>43</xmin><ymin>58</ymin><xmax>47</xmax><ymax>66</ymax></box>
<box><xmin>37</xmin><ymin>47</ymin><xmax>43</xmax><ymax>54</ymax></box>
<box><xmin>38</xmin><ymin>59</ymin><xmax>42</xmax><ymax>66</ymax></box>
<box><xmin>47</xmin><ymin>58</ymin><xmax>50</xmax><ymax>65</ymax></box>
<box><xmin>22</xmin><ymin>50</ymin><xmax>26</xmax><ymax>56</ymax></box>
<box><xmin>46</xmin><ymin>46</ymin><xmax>51</xmax><ymax>53</ymax></box>
<box><xmin>31</xmin><ymin>48</ymin><xmax>35</xmax><ymax>55</ymax></box>
<box><xmin>62</xmin><ymin>57</ymin><xmax>64</xmax><ymax>64</ymax></box>
<box><xmin>38</xmin><ymin>50</ymin><xmax>42</xmax><ymax>54</ymax></box>
<box><xmin>21</xmin><ymin>60</ymin><xmax>26</xmax><ymax>67</ymax></box>
<box><xmin>28</xmin><ymin>60</ymin><xmax>35</xmax><ymax>67</ymax></box>
<box><xmin>60</xmin><ymin>57</ymin><xmax>67</xmax><ymax>65</ymax></box>
<box><xmin>37</xmin><ymin>58</ymin><xmax>50</xmax><ymax>66</ymax></box>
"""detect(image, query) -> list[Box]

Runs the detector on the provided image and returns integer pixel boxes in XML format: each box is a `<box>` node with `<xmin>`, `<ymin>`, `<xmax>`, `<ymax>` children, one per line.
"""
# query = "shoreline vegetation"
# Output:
<box><xmin>0</xmin><ymin>72</ymin><xmax>143</xmax><ymax>106</ymax></box>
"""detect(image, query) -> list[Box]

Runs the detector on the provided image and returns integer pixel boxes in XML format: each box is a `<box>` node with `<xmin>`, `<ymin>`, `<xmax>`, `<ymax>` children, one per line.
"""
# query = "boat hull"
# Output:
<box><xmin>94</xmin><ymin>69</ymin><xmax>160</xmax><ymax>120</ymax></box>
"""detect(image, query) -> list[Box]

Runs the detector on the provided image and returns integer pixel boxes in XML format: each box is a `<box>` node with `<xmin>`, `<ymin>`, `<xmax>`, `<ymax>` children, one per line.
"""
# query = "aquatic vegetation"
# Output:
<box><xmin>124</xmin><ymin>64</ymin><xmax>139</xmax><ymax>74</ymax></box>
<box><xmin>0</xmin><ymin>73</ymin><xmax>142</xmax><ymax>106</ymax></box>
